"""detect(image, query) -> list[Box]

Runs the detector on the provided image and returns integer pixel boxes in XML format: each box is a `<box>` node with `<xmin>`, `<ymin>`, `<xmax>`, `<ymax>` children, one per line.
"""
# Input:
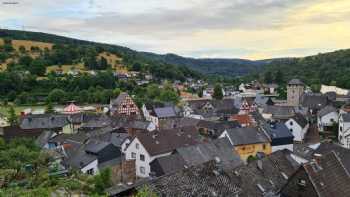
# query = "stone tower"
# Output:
<box><xmin>287</xmin><ymin>79</ymin><xmax>304</xmax><ymax>106</ymax></box>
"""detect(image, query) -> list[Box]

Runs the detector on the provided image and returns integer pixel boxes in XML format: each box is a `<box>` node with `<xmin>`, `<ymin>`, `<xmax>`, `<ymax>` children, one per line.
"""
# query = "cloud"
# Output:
<box><xmin>0</xmin><ymin>0</ymin><xmax>349</xmax><ymax>59</ymax></box>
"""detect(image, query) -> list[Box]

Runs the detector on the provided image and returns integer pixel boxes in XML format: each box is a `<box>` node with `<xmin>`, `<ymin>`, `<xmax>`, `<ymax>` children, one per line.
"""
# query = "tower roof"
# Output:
<box><xmin>288</xmin><ymin>79</ymin><xmax>304</xmax><ymax>86</ymax></box>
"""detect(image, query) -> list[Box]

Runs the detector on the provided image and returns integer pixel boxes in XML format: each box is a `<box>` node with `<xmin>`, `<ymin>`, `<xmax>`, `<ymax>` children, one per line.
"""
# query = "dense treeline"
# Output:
<box><xmin>260</xmin><ymin>49</ymin><xmax>350</xmax><ymax>91</ymax></box>
<box><xmin>0</xmin><ymin>29</ymin><xmax>201</xmax><ymax>105</ymax></box>
<box><xmin>0</xmin><ymin>138</ymin><xmax>114</xmax><ymax>196</ymax></box>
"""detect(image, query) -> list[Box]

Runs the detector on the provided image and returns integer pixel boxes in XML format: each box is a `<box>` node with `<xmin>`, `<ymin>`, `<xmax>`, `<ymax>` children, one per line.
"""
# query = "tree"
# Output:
<box><xmin>47</xmin><ymin>89</ymin><xmax>66</xmax><ymax>104</ymax></box>
<box><xmin>264</xmin><ymin>71</ymin><xmax>273</xmax><ymax>83</ymax></box>
<box><xmin>29</xmin><ymin>59</ymin><xmax>46</xmax><ymax>76</ymax></box>
<box><xmin>7</xmin><ymin>106</ymin><xmax>18</xmax><ymax>126</ymax></box>
<box><xmin>92</xmin><ymin>168</ymin><xmax>112</xmax><ymax>195</ymax></box>
<box><xmin>45</xmin><ymin>102</ymin><xmax>54</xmax><ymax>114</ymax></box>
<box><xmin>213</xmin><ymin>84</ymin><xmax>223</xmax><ymax>100</ymax></box>
<box><xmin>19</xmin><ymin>45</ymin><xmax>26</xmax><ymax>53</ymax></box>
<box><xmin>135</xmin><ymin>186</ymin><xmax>158</xmax><ymax>197</ymax></box>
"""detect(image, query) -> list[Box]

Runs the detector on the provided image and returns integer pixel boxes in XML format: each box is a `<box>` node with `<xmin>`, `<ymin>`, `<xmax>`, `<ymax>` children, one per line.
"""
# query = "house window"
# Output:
<box><xmin>140</xmin><ymin>154</ymin><xmax>145</xmax><ymax>161</ymax></box>
<box><xmin>136</xmin><ymin>143</ymin><xmax>139</xmax><ymax>149</ymax></box>
<box><xmin>87</xmin><ymin>168</ymin><xmax>94</xmax><ymax>175</ymax></box>
<box><xmin>140</xmin><ymin>166</ymin><xmax>145</xmax><ymax>174</ymax></box>
<box><xmin>131</xmin><ymin>112</ymin><xmax>137</xmax><ymax>115</ymax></box>
<box><xmin>289</xmin><ymin>121</ymin><xmax>293</xmax><ymax>126</ymax></box>
<box><xmin>123</xmin><ymin>105</ymin><xmax>127</xmax><ymax>108</ymax></box>
<box><xmin>263</xmin><ymin>144</ymin><xmax>266</xmax><ymax>150</ymax></box>
<box><xmin>130</xmin><ymin>104</ymin><xmax>134</xmax><ymax>108</ymax></box>
<box><xmin>340</xmin><ymin>126</ymin><xmax>343</xmax><ymax>132</ymax></box>
<box><xmin>330</xmin><ymin>118</ymin><xmax>334</xmax><ymax>122</ymax></box>
<box><xmin>131</xmin><ymin>152</ymin><xmax>136</xmax><ymax>159</ymax></box>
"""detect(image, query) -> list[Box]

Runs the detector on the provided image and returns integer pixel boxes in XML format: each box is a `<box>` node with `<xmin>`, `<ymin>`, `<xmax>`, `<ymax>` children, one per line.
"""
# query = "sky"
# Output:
<box><xmin>0</xmin><ymin>0</ymin><xmax>350</xmax><ymax>60</ymax></box>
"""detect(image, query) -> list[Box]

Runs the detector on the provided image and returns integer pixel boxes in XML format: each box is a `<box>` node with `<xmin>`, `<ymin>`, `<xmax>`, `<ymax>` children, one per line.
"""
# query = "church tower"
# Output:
<box><xmin>287</xmin><ymin>79</ymin><xmax>304</xmax><ymax>106</ymax></box>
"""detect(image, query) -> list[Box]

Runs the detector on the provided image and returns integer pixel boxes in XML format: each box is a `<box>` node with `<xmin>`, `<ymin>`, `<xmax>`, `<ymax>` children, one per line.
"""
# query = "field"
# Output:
<box><xmin>0</xmin><ymin>105</ymin><xmax>46</xmax><ymax>116</ymax></box>
<box><xmin>0</xmin><ymin>39</ymin><xmax>53</xmax><ymax>51</ymax></box>
<box><xmin>46</xmin><ymin>63</ymin><xmax>86</xmax><ymax>74</ymax></box>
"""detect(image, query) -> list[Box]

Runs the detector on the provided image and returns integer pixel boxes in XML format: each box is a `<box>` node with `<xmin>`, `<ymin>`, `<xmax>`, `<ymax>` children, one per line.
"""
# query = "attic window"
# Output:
<box><xmin>290</xmin><ymin>121</ymin><xmax>293</xmax><ymax>126</ymax></box>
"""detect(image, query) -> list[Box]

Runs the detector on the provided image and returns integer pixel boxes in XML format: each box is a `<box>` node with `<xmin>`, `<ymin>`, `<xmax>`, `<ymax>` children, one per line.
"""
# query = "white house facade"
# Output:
<box><xmin>124</xmin><ymin>137</ymin><xmax>171</xmax><ymax>178</ymax></box>
<box><xmin>338</xmin><ymin>113</ymin><xmax>350</xmax><ymax>149</ymax></box>
<box><xmin>317</xmin><ymin>111</ymin><xmax>338</xmax><ymax>132</ymax></box>
<box><xmin>81</xmin><ymin>159</ymin><xmax>99</xmax><ymax>175</ymax></box>
<box><xmin>285</xmin><ymin>118</ymin><xmax>309</xmax><ymax>142</ymax></box>
<box><xmin>141</xmin><ymin>105</ymin><xmax>159</xmax><ymax>128</ymax></box>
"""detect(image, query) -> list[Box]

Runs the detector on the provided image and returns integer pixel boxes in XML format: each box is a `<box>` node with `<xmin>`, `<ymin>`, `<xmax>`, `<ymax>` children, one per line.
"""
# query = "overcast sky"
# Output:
<box><xmin>1</xmin><ymin>0</ymin><xmax>349</xmax><ymax>60</ymax></box>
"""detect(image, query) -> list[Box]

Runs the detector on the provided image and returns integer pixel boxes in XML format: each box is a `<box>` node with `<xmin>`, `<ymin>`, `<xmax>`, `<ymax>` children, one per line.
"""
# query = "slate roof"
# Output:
<box><xmin>341</xmin><ymin>113</ymin><xmax>350</xmax><ymax>122</ymax></box>
<box><xmin>263</xmin><ymin>122</ymin><xmax>294</xmax><ymax>140</ymax></box>
<box><xmin>0</xmin><ymin>126</ymin><xmax>44</xmax><ymax>141</ymax></box>
<box><xmin>263</xmin><ymin>105</ymin><xmax>295</xmax><ymax>119</ymax></box>
<box><xmin>224</xmin><ymin>127</ymin><xmax>270</xmax><ymax>146</ymax></box>
<box><xmin>110</xmin><ymin>92</ymin><xmax>129</xmax><ymax>106</ymax></box>
<box><xmin>159</xmin><ymin>117</ymin><xmax>201</xmax><ymax>130</ymax></box>
<box><xmin>176</xmin><ymin>138</ymin><xmax>242</xmax><ymax>169</ymax></box>
<box><xmin>282</xmin><ymin>151</ymin><xmax>350</xmax><ymax>197</ymax></box>
<box><xmin>135</xmin><ymin>126</ymin><xmax>201</xmax><ymax>156</ymax></box>
<box><xmin>65</xmin><ymin>145</ymin><xmax>97</xmax><ymax>169</ymax></box>
<box><xmin>85</xmin><ymin>139</ymin><xmax>110</xmax><ymax>154</ymax></box>
<box><xmin>80</xmin><ymin>114</ymin><xmax>112</xmax><ymax>129</ymax></box>
<box><xmin>317</xmin><ymin>105</ymin><xmax>337</xmax><ymax>117</ymax></box>
<box><xmin>186</xmin><ymin>99</ymin><xmax>238</xmax><ymax>117</ymax></box>
<box><xmin>146</xmin><ymin>150</ymin><xmax>300</xmax><ymax>197</ymax></box>
<box><xmin>197</xmin><ymin>120</ymin><xmax>240</xmax><ymax>134</ymax></box>
<box><xmin>314</xmin><ymin>142</ymin><xmax>350</xmax><ymax>173</ymax></box>
<box><xmin>291</xmin><ymin>113</ymin><xmax>308</xmax><ymax>128</ymax></box>
<box><xmin>301</xmin><ymin>93</ymin><xmax>329</xmax><ymax>110</ymax></box>
<box><xmin>288</xmin><ymin>79</ymin><xmax>304</xmax><ymax>85</ymax></box>
<box><xmin>153</xmin><ymin>106</ymin><xmax>177</xmax><ymax>118</ymax></box>
<box><xmin>150</xmin><ymin>154</ymin><xmax>186</xmax><ymax>177</ymax></box>
<box><xmin>20</xmin><ymin>114</ymin><xmax>69</xmax><ymax>130</ymax></box>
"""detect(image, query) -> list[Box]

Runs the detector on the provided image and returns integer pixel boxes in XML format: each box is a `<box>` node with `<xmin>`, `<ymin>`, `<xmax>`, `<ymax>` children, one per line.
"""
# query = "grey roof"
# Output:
<box><xmin>314</xmin><ymin>142</ymin><xmax>350</xmax><ymax>173</ymax></box>
<box><xmin>317</xmin><ymin>105</ymin><xmax>337</xmax><ymax>117</ymax></box>
<box><xmin>263</xmin><ymin>105</ymin><xmax>295</xmax><ymax>119</ymax></box>
<box><xmin>85</xmin><ymin>139</ymin><xmax>110</xmax><ymax>154</ymax></box>
<box><xmin>288</xmin><ymin>79</ymin><xmax>304</xmax><ymax>85</ymax></box>
<box><xmin>341</xmin><ymin>113</ymin><xmax>350</xmax><ymax>122</ymax></box>
<box><xmin>282</xmin><ymin>151</ymin><xmax>350</xmax><ymax>197</ymax></box>
<box><xmin>146</xmin><ymin>149</ymin><xmax>300</xmax><ymax>197</ymax></box>
<box><xmin>224</xmin><ymin>127</ymin><xmax>270</xmax><ymax>146</ymax></box>
<box><xmin>136</xmin><ymin>126</ymin><xmax>201</xmax><ymax>156</ymax></box>
<box><xmin>301</xmin><ymin>93</ymin><xmax>329</xmax><ymax>110</ymax></box>
<box><xmin>150</xmin><ymin>154</ymin><xmax>187</xmax><ymax>176</ymax></box>
<box><xmin>110</xmin><ymin>133</ymin><xmax>129</xmax><ymax>147</ymax></box>
<box><xmin>154</xmin><ymin>106</ymin><xmax>177</xmax><ymax>118</ymax></box>
<box><xmin>263</xmin><ymin>122</ymin><xmax>294</xmax><ymax>139</ymax></box>
<box><xmin>176</xmin><ymin>138</ymin><xmax>242</xmax><ymax>169</ymax></box>
<box><xmin>186</xmin><ymin>99</ymin><xmax>238</xmax><ymax>118</ymax></box>
<box><xmin>159</xmin><ymin>117</ymin><xmax>201</xmax><ymax>130</ymax></box>
<box><xmin>110</xmin><ymin>92</ymin><xmax>129</xmax><ymax>106</ymax></box>
<box><xmin>66</xmin><ymin>145</ymin><xmax>97</xmax><ymax>169</ymax></box>
<box><xmin>35</xmin><ymin>130</ymin><xmax>54</xmax><ymax>148</ymax></box>
<box><xmin>80</xmin><ymin>115</ymin><xmax>111</xmax><ymax>129</ymax></box>
<box><xmin>20</xmin><ymin>114</ymin><xmax>69</xmax><ymax>130</ymax></box>
<box><xmin>291</xmin><ymin>113</ymin><xmax>308</xmax><ymax>128</ymax></box>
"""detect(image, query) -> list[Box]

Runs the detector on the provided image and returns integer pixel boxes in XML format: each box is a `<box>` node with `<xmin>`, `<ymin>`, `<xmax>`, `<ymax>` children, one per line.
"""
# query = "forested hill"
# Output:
<box><xmin>0</xmin><ymin>29</ymin><xmax>265</xmax><ymax>76</ymax></box>
<box><xmin>261</xmin><ymin>49</ymin><xmax>350</xmax><ymax>89</ymax></box>
<box><xmin>141</xmin><ymin>52</ymin><xmax>268</xmax><ymax>76</ymax></box>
